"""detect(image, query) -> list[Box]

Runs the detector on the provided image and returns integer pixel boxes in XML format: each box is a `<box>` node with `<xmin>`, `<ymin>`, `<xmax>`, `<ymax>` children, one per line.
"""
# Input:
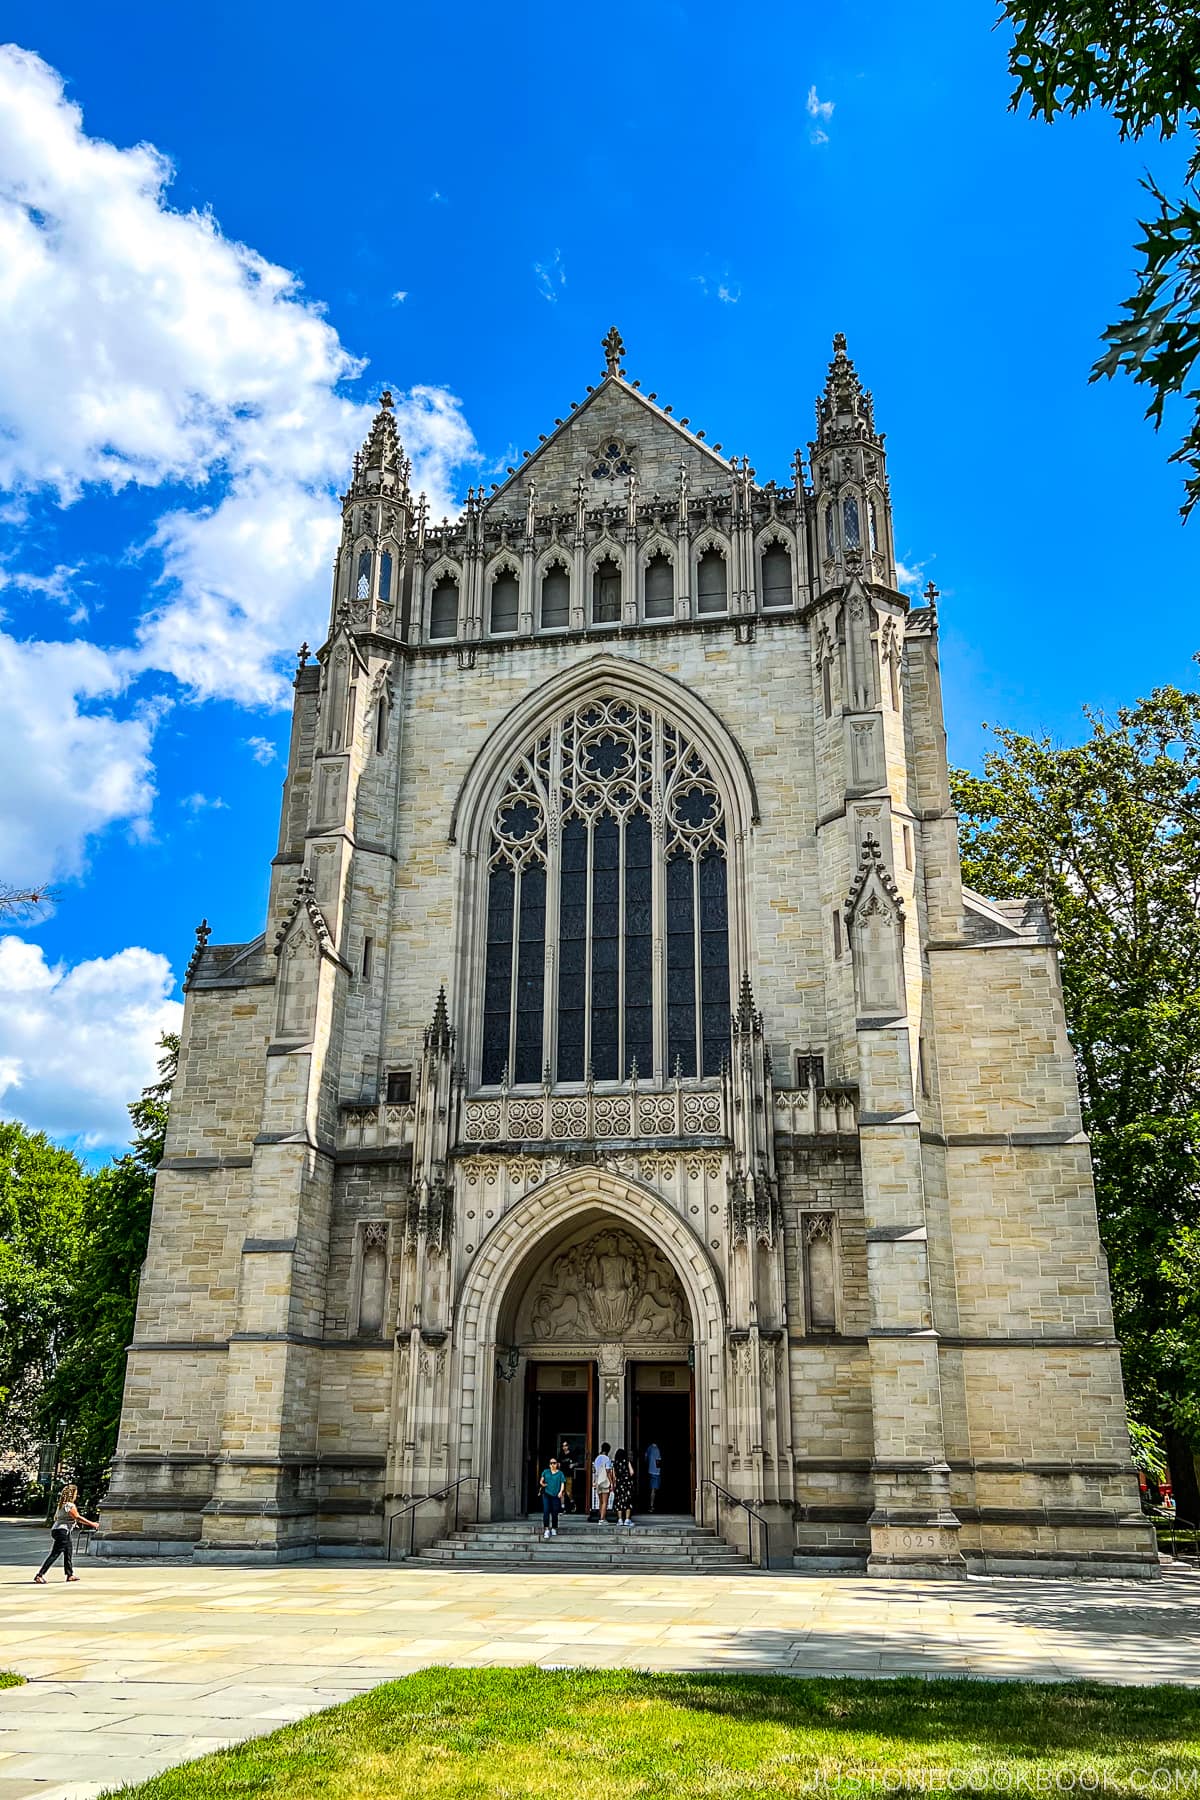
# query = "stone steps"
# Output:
<box><xmin>411</xmin><ymin>1517</ymin><xmax>751</xmax><ymax>1573</ymax></box>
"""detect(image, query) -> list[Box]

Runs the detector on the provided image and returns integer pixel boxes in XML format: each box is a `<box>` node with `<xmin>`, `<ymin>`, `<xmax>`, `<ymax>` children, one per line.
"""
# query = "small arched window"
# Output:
<box><xmin>761</xmin><ymin>543</ymin><xmax>792</xmax><ymax>610</ymax></box>
<box><xmin>429</xmin><ymin>576</ymin><xmax>459</xmax><ymax>640</ymax></box>
<box><xmin>824</xmin><ymin>506</ymin><xmax>836</xmax><ymax>558</ymax></box>
<box><xmin>842</xmin><ymin>496</ymin><xmax>861</xmax><ymax>550</ymax></box>
<box><xmin>541</xmin><ymin>563</ymin><xmax>570</xmax><ymax>630</ymax></box>
<box><xmin>592</xmin><ymin>557</ymin><xmax>621</xmax><ymax>625</ymax></box>
<box><xmin>490</xmin><ymin>571</ymin><xmax>519</xmax><ymax>635</ymax></box>
<box><xmin>644</xmin><ymin>553</ymin><xmax>674</xmax><ymax>620</ymax></box>
<box><xmin>696</xmin><ymin>548</ymin><xmax>727</xmax><ymax>615</ymax></box>
<box><xmin>356</xmin><ymin>550</ymin><xmax>371</xmax><ymax>601</ymax></box>
<box><xmin>378</xmin><ymin>550</ymin><xmax>393</xmax><ymax>603</ymax></box>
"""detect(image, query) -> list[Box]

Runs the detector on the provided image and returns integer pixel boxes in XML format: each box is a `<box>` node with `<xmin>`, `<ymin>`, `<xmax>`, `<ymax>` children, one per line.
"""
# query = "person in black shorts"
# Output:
<box><xmin>558</xmin><ymin>1440</ymin><xmax>576</xmax><ymax>1513</ymax></box>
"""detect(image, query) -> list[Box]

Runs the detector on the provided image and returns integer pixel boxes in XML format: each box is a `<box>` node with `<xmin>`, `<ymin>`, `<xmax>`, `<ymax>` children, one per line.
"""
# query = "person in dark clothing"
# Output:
<box><xmin>558</xmin><ymin>1440</ymin><xmax>577</xmax><ymax>1512</ymax></box>
<box><xmin>612</xmin><ymin>1446</ymin><xmax>636</xmax><ymax>1526</ymax></box>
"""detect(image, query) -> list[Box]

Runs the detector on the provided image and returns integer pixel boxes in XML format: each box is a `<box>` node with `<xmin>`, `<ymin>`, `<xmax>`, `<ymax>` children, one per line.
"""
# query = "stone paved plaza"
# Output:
<box><xmin>0</xmin><ymin>1522</ymin><xmax>1197</xmax><ymax>1800</ymax></box>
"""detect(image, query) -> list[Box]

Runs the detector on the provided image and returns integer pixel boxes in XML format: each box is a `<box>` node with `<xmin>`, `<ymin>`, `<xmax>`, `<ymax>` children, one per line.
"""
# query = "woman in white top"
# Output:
<box><xmin>34</xmin><ymin>1483</ymin><xmax>97</xmax><ymax>1584</ymax></box>
<box><xmin>592</xmin><ymin>1442</ymin><xmax>614</xmax><ymax>1521</ymax></box>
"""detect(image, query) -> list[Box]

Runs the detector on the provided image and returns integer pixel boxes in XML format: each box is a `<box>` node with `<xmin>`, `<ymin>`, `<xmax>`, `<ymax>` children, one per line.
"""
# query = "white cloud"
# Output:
<box><xmin>694</xmin><ymin>274</ymin><xmax>742</xmax><ymax>305</ymax></box>
<box><xmin>809</xmin><ymin>128</ymin><xmax>830</xmax><ymax>147</ymax></box>
<box><xmin>245</xmin><ymin>735</ymin><xmax>278</xmax><ymax>765</ymax></box>
<box><xmin>0</xmin><ymin>936</ymin><xmax>181</xmax><ymax>1149</ymax></box>
<box><xmin>392</xmin><ymin>289</ymin><xmax>408</xmax><ymax>303</ymax></box>
<box><xmin>0</xmin><ymin>631</ymin><xmax>156</xmax><ymax>881</ymax></box>
<box><xmin>807</xmin><ymin>85</ymin><xmax>834</xmax><ymax>120</ymax></box>
<box><xmin>895</xmin><ymin>558</ymin><xmax>928</xmax><ymax>593</ymax></box>
<box><xmin>534</xmin><ymin>250</ymin><xmax>567</xmax><ymax>303</ymax></box>
<box><xmin>0</xmin><ymin>46</ymin><xmax>481</xmax><ymax>708</ymax></box>
<box><xmin>180</xmin><ymin>791</ymin><xmax>227</xmax><ymax>812</ymax></box>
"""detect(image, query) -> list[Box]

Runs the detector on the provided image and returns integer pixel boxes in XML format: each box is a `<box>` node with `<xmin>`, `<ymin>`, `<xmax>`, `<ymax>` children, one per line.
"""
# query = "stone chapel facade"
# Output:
<box><xmin>102</xmin><ymin>331</ymin><xmax>1157</xmax><ymax>1575</ymax></box>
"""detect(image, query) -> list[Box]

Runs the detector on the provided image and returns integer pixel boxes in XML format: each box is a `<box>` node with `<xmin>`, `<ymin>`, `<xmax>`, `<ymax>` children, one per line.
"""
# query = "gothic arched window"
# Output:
<box><xmin>696</xmin><ymin>548</ymin><xmax>727</xmax><ymax>615</ymax></box>
<box><xmin>480</xmin><ymin>695</ymin><xmax>731</xmax><ymax>1087</ymax></box>
<box><xmin>592</xmin><ymin>557</ymin><xmax>621</xmax><ymax>625</ymax></box>
<box><xmin>842</xmin><ymin>496</ymin><xmax>861</xmax><ymax>550</ymax></box>
<box><xmin>356</xmin><ymin>549</ymin><xmax>371</xmax><ymax>600</ymax></box>
<box><xmin>378</xmin><ymin>550</ymin><xmax>393</xmax><ymax>603</ymax></box>
<box><xmin>429</xmin><ymin>575</ymin><xmax>459</xmax><ymax>640</ymax></box>
<box><xmin>761</xmin><ymin>543</ymin><xmax>792</xmax><ymax>610</ymax></box>
<box><xmin>541</xmin><ymin>562</ymin><xmax>570</xmax><ymax>630</ymax></box>
<box><xmin>644</xmin><ymin>553</ymin><xmax>674</xmax><ymax>620</ymax></box>
<box><xmin>490</xmin><ymin>570</ymin><xmax>519</xmax><ymax>635</ymax></box>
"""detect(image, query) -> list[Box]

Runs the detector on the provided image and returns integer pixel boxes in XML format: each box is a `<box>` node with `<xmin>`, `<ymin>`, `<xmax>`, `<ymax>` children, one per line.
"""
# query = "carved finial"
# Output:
<box><xmin>602</xmin><ymin>325</ymin><xmax>625</xmax><ymax>376</ymax></box>
<box><xmin>195</xmin><ymin>918</ymin><xmax>211</xmax><ymax>949</ymax></box>
<box><xmin>184</xmin><ymin>917</ymin><xmax>212</xmax><ymax>989</ymax></box>
<box><xmin>832</xmin><ymin>331</ymin><xmax>848</xmax><ymax>355</ymax></box>
<box><xmin>924</xmin><ymin>580</ymin><xmax>939</xmax><ymax>610</ymax></box>
<box><xmin>297</xmin><ymin>642</ymin><xmax>310</xmax><ymax>669</ymax></box>
<box><xmin>379</xmin><ymin>389</ymin><xmax>394</xmax><ymax>409</ymax></box>
<box><xmin>425</xmin><ymin>983</ymin><xmax>453</xmax><ymax>1055</ymax></box>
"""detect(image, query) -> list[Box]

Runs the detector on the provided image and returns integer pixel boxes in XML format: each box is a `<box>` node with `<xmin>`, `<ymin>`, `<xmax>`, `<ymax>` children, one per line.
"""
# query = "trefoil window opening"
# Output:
<box><xmin>761</xmin><ymin>543</ymin><xmax>792</xmax><ymax>610</ymax></box>
<box><xmin>696</xmin><ymin>548</ymin><xmax>727</xmax><ymax>615</ymax></box>
<box><xmin>490</xmin><ymin>570</ymin><xmax>519</xmax><ymax>635</ymax></box>
<box><xmin>644</xmin><ymin>553</ymin><xmax>674</xmax><ymax>620</ymax></box>
<box><xmin>429</xmin><ymin>576</ymin><xmax>460</xmax><ymax>640</ymax></box>
<box><xmin>592</xmin><ymin>558</ymin><xmax>621</xmax><ymax>625</ymax></box>
<box><xmin>541</xmin><ymin>563</ymin><xmax>570</xmax><ymax>630</ymax></box>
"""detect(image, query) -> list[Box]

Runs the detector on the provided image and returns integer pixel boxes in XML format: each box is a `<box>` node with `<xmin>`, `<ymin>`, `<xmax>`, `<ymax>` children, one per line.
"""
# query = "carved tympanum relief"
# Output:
<box><xmin>525</xmin><ymin>1228</ymin><xmax>690</xmax><ymax>1343</ymax></box>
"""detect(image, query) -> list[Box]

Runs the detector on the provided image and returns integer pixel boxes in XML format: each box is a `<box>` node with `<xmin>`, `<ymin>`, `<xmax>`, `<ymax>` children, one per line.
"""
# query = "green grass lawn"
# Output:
<box><xmin>103</xmin><ymin>1669</ymin><xmax>1200</xmax><ymax>1800</ymax></box>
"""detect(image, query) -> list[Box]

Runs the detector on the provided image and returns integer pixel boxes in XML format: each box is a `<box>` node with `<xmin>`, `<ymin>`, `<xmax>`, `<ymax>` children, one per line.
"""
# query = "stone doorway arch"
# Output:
<box><xmin>450</xmin><ymin>1169</ymin><xmax>727</xmax><ymax>1521</ymax></box>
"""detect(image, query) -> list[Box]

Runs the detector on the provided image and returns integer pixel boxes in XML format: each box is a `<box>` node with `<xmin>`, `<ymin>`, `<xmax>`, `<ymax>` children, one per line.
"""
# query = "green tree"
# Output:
<box><xmin>1001</xmin><ymin>3</ymin><xmax>1200</xmax><ymax>514</ymax></box>
<box><xmin>951</xmin><ymin>682</ymin><xmax>1200</xmax><ymax>1510</ymax></box>
<box><xmin>0</xmin><ymin>1122</ymin><xmax>86</xmax><ymax>1466</ymax></box>
<box><xmin>41</xmin><ymin>1034</ymin><xmax>178</xmax><ymax>1486</ymax></box>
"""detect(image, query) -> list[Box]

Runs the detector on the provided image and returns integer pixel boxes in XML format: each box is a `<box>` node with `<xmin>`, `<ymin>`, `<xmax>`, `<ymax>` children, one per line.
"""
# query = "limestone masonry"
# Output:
<box><xmin>103</xmin><ymin>329</ymin><xmax>1157</xmax><ymax>1575</ymax></box>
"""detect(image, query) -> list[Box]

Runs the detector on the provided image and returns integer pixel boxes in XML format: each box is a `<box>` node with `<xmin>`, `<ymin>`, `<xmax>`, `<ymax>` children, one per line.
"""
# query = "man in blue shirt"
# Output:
<box><xmin>645</xmin><ymin>1441</ymin><xmax>662</xmax><ymax>1512</ymax></box>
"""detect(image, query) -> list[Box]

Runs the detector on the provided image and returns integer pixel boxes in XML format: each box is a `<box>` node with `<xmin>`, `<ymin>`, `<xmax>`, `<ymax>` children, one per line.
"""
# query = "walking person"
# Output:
<box><xmin>592</xmin><ymin>1442</ymin><xmax>614</xmax><ymax>1522</ymax></box>
<box><xmin>612</xmin><ymin>1445</ymin><xmax>636</xmax><ymax>1527</ymax></box>
<box><xmin>539</xmin><ymin>1457</ymin><xmax>566</xmax><ymax>1538</ymax></box>
<box><xmin>645</xmin><ymin>1440</ymin><xmax>662</xmax><ymax>1512</ymax></box>
<box><xmin>34</xmin><ymin>1484</ymin><xmax>97</xmax><ymax>1584</ymax></box>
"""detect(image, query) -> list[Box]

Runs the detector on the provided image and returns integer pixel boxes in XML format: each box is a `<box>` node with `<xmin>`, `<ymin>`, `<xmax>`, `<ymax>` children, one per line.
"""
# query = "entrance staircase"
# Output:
<box><xmin>411</xmin><ymin>1513</ymin><xmax>751</xmax><ymax>1573</ymax></box>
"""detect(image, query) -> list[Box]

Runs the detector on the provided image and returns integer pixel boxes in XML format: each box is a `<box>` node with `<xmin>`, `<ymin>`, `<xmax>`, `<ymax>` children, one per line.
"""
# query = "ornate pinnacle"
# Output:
<box><xmin>602</xmin><ymin>325</ymin><xmax>625</xmax><ymax>377</ymax></box>
<box><xmin>195</xmin><ymin>918</ymin><xmax>211</xmax><ymax>950</ymax></box>
<box><xmin>924</xmin><ymin>580</ymin><xmax>939</xmax><ymax>611</ymax></box>
<box><xmin>379</xmin><ymin>389</ymin><xmax>394</xmax><ymax>410</ymax></box>
<box><xmin>425</xmin><ymin>984</ymin><xmax>453</xmax><ymax>1056</ymax></box>
<box><xmin>297</xmin><ymin>642</ymin><xmax>310</xmax><ymax>669</ymax></box>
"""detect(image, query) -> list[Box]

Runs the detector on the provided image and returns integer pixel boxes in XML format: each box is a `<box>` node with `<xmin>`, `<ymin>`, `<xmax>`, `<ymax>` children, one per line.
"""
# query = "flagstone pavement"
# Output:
<box><xmin>0</xmin><ymin>1519</ymin><xmax>1197</xmax><ymax>1800</ymax></box>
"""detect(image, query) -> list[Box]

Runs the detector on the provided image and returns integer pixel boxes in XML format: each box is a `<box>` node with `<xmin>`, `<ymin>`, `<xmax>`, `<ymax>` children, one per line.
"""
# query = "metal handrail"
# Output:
<box><xmin>1147</xmin><ymin>1505</ymin><xmax>1200</xmax><ymax>1570</ymax></box>
<box><xmin>699</xmin><ymin>1477</ymin><xmax>771</xmax><ymax>1569</ymax></box>
<box><xmin>386</xmin><ymin>1476</ymin><xmax>481</xmax><ymax>1563</ymax></box>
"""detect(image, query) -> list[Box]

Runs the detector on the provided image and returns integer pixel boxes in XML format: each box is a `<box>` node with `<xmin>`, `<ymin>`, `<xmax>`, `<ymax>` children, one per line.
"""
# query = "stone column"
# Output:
<box><xmin>598</xmin><ymin>1343</ymin><xmax>626</xmax><ymax>1452</ymax></box>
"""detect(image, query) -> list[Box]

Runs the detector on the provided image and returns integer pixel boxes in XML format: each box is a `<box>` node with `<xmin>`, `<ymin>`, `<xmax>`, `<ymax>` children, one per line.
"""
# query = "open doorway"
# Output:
<box><xmin>630</xmin><ymin>1361</ymin><xmax>694</xmax><ymax>1514</ymax></box>
<box><xmin>523</xmin><ymin>1361</ymin><xmax>596</xmax><ymax>1514</ymax></box>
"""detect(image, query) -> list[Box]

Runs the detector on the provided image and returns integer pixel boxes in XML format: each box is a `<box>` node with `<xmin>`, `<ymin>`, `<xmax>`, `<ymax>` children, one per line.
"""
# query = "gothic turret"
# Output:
<box><xmin>330</xmin><ymin>391</ymin><xmax>415</xmax><ymax>636</ymax></box>
<box><xmin>809</xmin><ymin>335</ymin><xmax>896</xmax><ymax>594</ymax></box>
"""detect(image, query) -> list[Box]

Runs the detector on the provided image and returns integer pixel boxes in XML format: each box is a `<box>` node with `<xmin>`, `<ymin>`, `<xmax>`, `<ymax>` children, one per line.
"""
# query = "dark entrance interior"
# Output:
<box><xmin>631</xmin><ymin>1362</ymin><xmax>694</xmax><ymax>1513</ymax></box>
<box><xmin>523</xmin><ymin>1362</ymin><xmax>596</xmax><ymax>1512</ymax></box>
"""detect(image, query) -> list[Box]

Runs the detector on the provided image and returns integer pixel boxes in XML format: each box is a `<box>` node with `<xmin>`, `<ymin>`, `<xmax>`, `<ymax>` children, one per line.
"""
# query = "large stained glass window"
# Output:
<box><xmin>480</xmin><ymin>695</ymin><xmax>731</xmax><ymax>1086</ymax></box>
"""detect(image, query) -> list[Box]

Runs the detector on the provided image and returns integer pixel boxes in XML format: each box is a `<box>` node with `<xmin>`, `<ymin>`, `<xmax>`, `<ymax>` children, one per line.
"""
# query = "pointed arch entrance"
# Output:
<box><xmin>451</xmin><ymin>1171</ymin><xmax>726</xmax><ymax>1521</ymax></box>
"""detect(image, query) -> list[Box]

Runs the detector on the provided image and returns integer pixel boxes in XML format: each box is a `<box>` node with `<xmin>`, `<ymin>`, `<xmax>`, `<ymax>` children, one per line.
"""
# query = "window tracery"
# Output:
<box><xmin>591</xmin><ymin>438</ymin><xmax>633</xmax><ymax>479</ymax></box>
<box><xmin>481</xmin><ymin>694</ymin><xmax>731</xmax><ymax>1088</ymax></box>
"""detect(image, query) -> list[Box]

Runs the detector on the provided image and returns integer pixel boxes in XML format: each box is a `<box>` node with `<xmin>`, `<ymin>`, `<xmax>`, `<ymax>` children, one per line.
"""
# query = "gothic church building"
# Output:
<box><xmin>104</xmin><ymin>332</ymin><xmax>1156</xmax><ymax>1575</ymax></box>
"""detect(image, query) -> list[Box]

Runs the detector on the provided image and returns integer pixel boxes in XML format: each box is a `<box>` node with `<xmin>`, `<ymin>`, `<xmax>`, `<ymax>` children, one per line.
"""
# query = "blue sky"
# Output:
<box><xmin>0</xmin><ymin>1</ymin><xmax>1195</xmax><ymax>1151</ymax></box>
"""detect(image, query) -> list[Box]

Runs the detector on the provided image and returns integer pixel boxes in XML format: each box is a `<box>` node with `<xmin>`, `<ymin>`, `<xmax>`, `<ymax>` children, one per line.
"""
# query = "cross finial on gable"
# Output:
<box><xmin>602</xmin><ymin>325</ymin><xmax>625</xmax><ymax>376</ymax></box>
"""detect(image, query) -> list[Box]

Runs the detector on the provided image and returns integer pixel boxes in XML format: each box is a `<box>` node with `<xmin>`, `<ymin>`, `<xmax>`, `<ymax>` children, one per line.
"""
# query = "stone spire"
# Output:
<box><xmin>815</xmin><ymin>334</ymin><xmax>879</xmax><ymax>446</ymax></box>
<box><xmin>809</xmin><ymin>335</ymin><xmax>895</xmax><ymax>593</ymax></box>
<box><xmin>347</xmin><ymin>390</ymin><xmax>412</xmax><ymax>500</ymax></box>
